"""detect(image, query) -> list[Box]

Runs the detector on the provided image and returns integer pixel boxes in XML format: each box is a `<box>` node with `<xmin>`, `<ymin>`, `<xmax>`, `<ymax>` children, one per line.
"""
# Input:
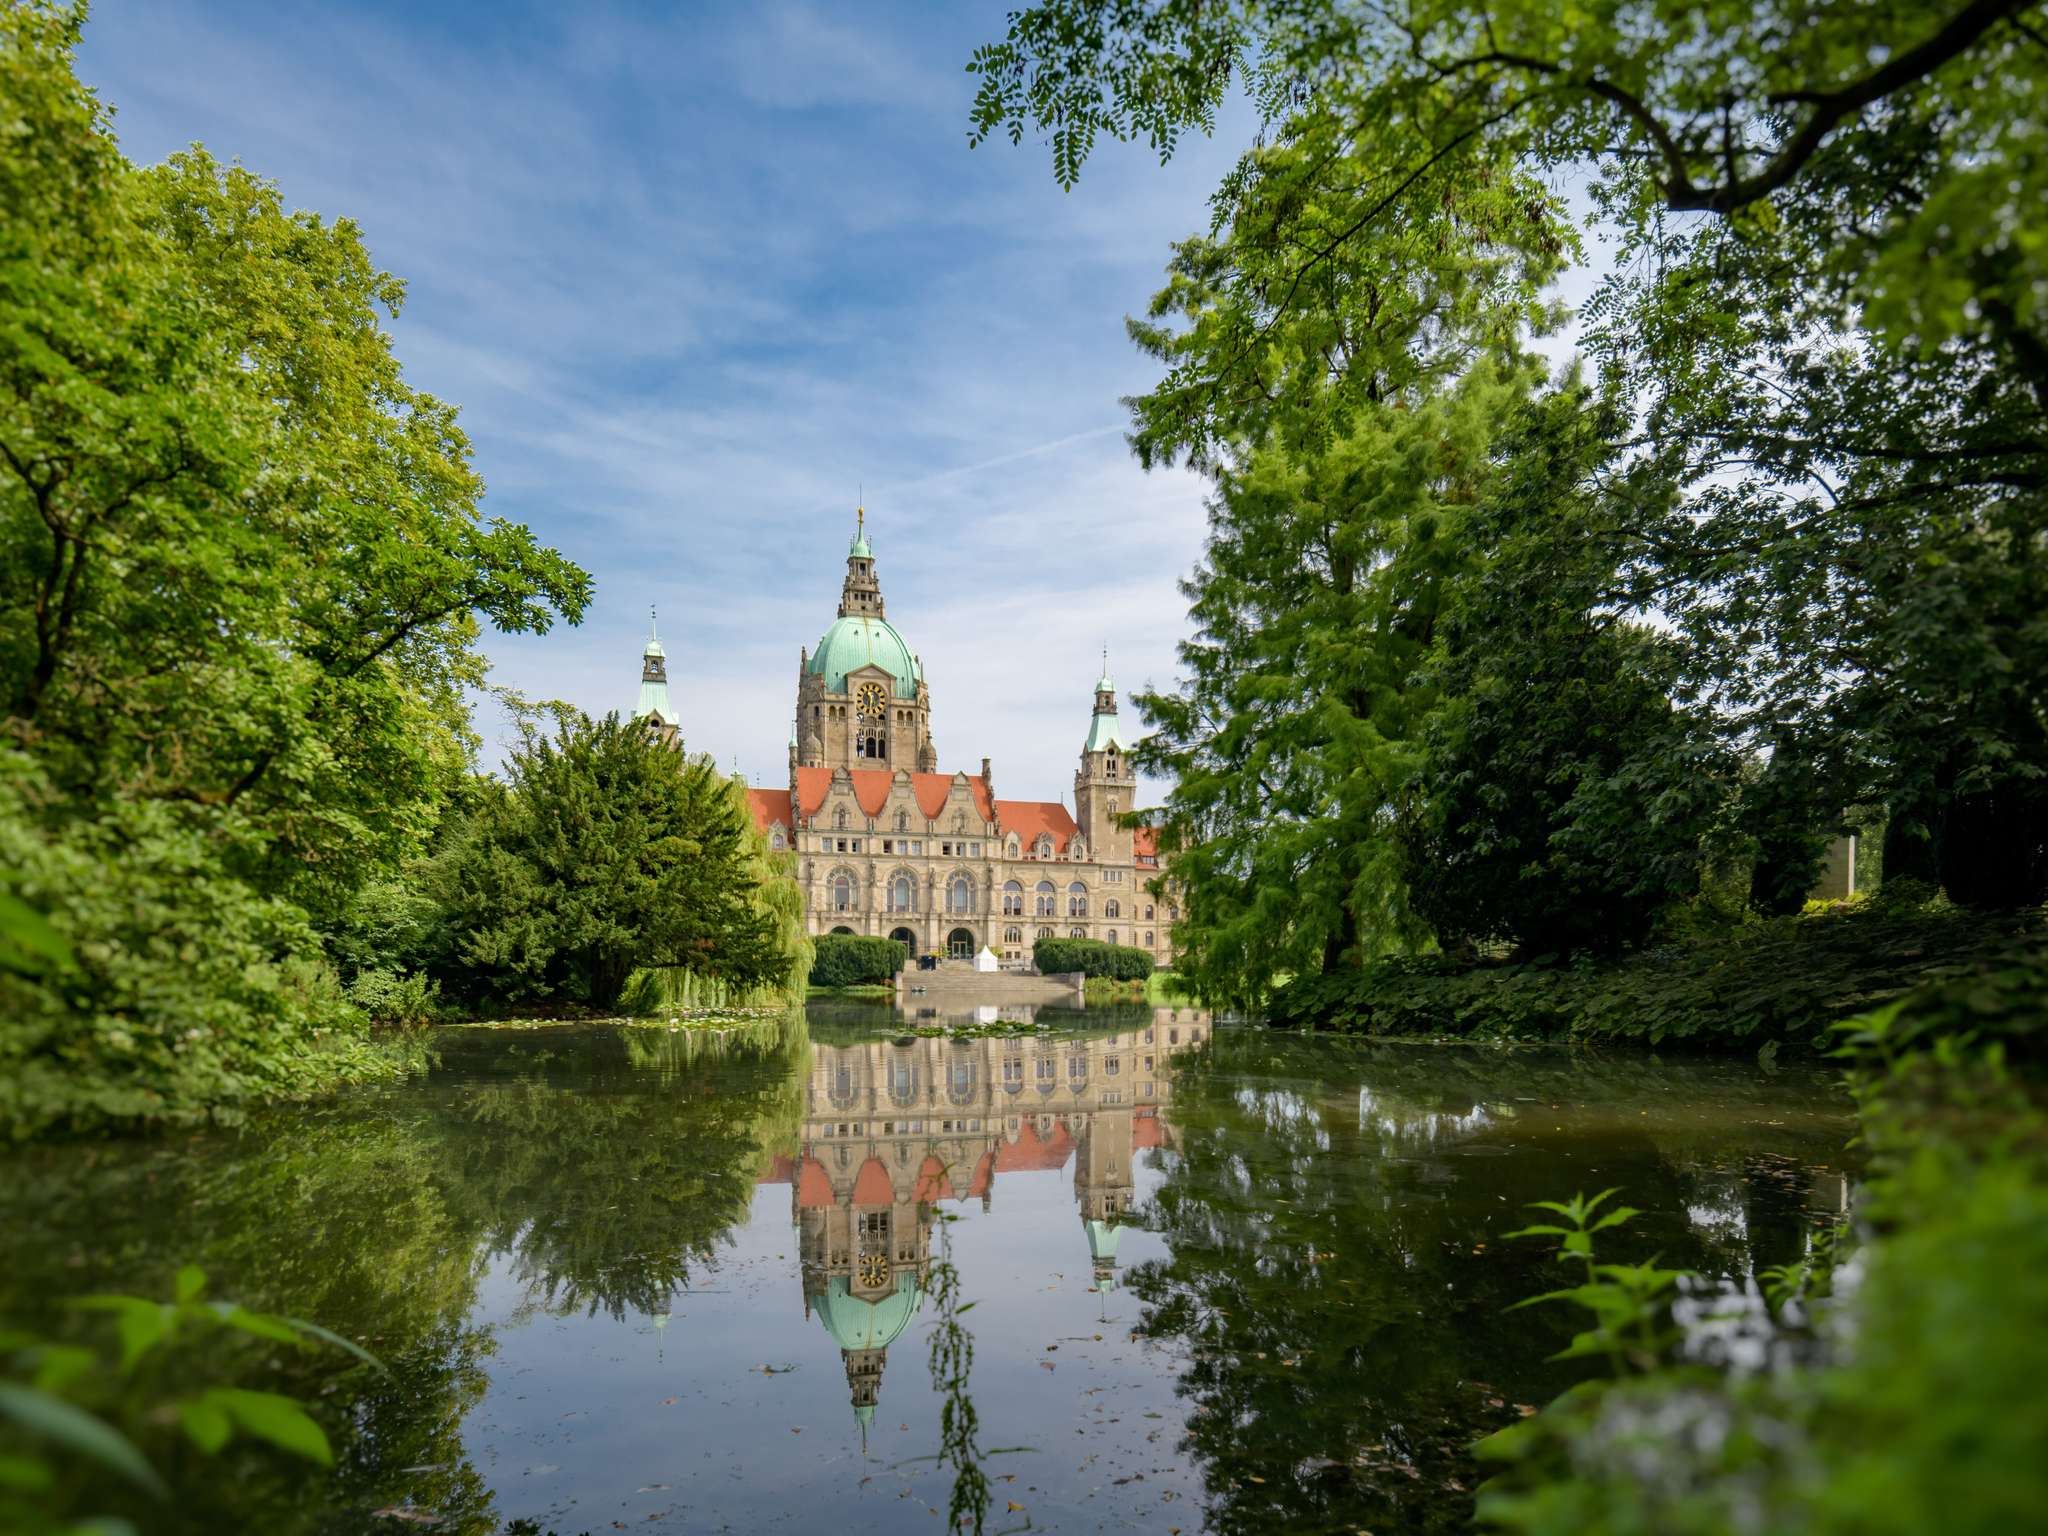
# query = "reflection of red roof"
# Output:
<box><xmin>797</xmin><ymin>1156</ymin><xmax>834</xmax><ymax>1209</ymax></box>
<box><xmin>747</xmin><ymin>788</ymin><xmax>793</xmax><ymax>833</ymax></box>
<box><xmin>995</xmin><ymin>800</ymin><xmax>1078</xmax><ymax>855</ymax></box>
<box><xmin>995</xmin><ymin>1119</ymin><xmax>1075</xmax><ymax>1173</ymax></box>
<box><xmin>793</xmin><ymin>768</ymin><xmax>995</xmax><ymax>824</ymax></box>
<box><xmin>852</xmin><ymin>1156</ymin><xmax>895</xmax><ymax>1206</ymax></box>
<box><xmin>1133</xmin><ymin>1110</ymin><xmax>1165</xmax><ymax>1150</ymax></box>
<box><xmin>967</xmin><ymin>1149</ymin><xmax>995</xmax><ymax>1200</ymax></box>
<box><xmin>912</xmin><ymin>1154</ymin><xmax>953</xmax><ymax>1203</ymax></box>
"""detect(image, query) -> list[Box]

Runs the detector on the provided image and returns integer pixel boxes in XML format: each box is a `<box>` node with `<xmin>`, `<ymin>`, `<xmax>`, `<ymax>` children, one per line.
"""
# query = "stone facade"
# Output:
<box><xmin>633</xmin><ymin>514</ymin><xmax>1177</xmax><ymax>964</ymax></box>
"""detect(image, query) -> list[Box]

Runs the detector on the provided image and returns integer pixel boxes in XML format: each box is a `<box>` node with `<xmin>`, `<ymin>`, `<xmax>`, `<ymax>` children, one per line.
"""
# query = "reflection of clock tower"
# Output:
<box><xmin>794</xmin><ymin>511</ymin><xmax>938</xmax><ymax>774</ymax></box>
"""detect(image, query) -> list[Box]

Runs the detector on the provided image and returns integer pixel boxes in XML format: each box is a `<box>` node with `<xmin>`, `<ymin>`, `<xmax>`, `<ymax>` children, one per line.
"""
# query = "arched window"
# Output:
<box><xmin>1069</xmin><ymin>926</ymin><xmax>1085</xmax><ymax>939</ymax></box>
<box><xmin>833</xmin><ymin>807</ymin><xmax>848</xmax><ymax>831</ymax></box>
<box><xmin>1107</xmin><ymin>929</ymin><xmax>1118</xmax><ymax>945</ymax></box>
<box><xmin>1006</xmin><ymin>835</ymin><xmax>1020</xmax><ymax>859</ymax></box>
<box><xmin>1108</xmin><ymin>797</ymin><xmax>1118</xmax><ymax>817</ymax></box>
<box><xmin>888</xmin><ymin>873</ymin><xmax>915</xmax><ymax>913</ymax></box>
<box><xmin>1067</xmin><ymin>882</ymin><xmax>1088</xmax><ymax>918</ymax></box>
<box><xmin>1035</xmin><ymin>835</ymin><xmax>1053</xmax><ymax>859</ymax></box>
<box><xmin>830</xmin><ymin>871</ymin><xmax>856</xmax><ymax>911</ymax></box>
<box><xmin>1036</xmin><ymin>926</ymin><xmax>1053</xmax><ymax>941</ymax></box>
<box><xmin>1035</xmin><ymin>880</ymin><xmax>1056</xmax><ymax>917</ymax></box>
<box><xmin>1104</xmin><ymin>899</ymin><xmax>1121</xmax><ymax>919</ymax></box>
<box><xmin>1145</xmin><ymin>931</ymin><xmax>1155</xmax><ymax>948</ymax></box>
<box><xmin>1169</xmin><ymin>904</ymin><xmax>1179</xmax><ymax>920</ymax></box>
<box><xmin>895</xmin><ymin>809</ymin><xmax>910</xmax><ymax>832</ymax></box>
<box><xmin>1145</xmin><ymin>904</ymin><xmax>1154</xmax><ymax>920</ymax></box>
<box><xmin>1070</xmin><ymin>839</ymin><xmax>1086</xmax><ymax>861</ymax></box>
<box><xmin>857</xmin><ymin>726</ymin><xmax>885</xmax><ymax>759</ymax></box>
<box><xmin>769</xmin><ymin>828</ymin><xmax>786</xmax><ymax>851</ymax></box>
<box><xmin>1004</xmin><ymin>926</ymin><xmax>1023</xmax><ymax>945</ymax></box>
<box><xmin>947</xmin><ymin>874</ymin><xmax>975</xmax><ymax>914</ymax></box>
<box><xmin>1001</xmin><ymin>880</ymin><xmax>1024</xmax><ymax>915</ymax></box>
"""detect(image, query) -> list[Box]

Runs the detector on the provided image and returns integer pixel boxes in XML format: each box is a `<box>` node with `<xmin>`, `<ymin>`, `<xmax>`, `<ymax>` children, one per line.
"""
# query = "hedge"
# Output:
<box><xmin>1032</xmin><ymin>936</ymin><xmax>1156</xmax><ymax>980</ymax></box>
<box><xmin>808</xmin><ymin>934</ymin><xmax>906</xmax><ymax>988</ymax></box>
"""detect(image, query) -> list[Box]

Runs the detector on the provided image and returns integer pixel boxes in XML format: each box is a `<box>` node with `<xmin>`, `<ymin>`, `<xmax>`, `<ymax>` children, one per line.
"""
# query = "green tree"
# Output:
<box><xmin>972</xmin><ymin>0</ymin><xmax>2048</xmax><ymax>910</ymax></box>
<box><xmin>437</xmin><ymin>715</ymin><xmax>799</xmax><ymax>1011</ymax></box>
<box><xmin>1135</xmin><ymin>360</ymin><xmax>1532</xmax><ymax>1003</ymax></box>
<box><xmin>0</xmin><ymin>3</ymin><xmax>589</xmax><ymax>1134</ymax></box>
<box><xmin>1402</xmin><ymin>384</ymin><xmax>1731</xmax><ymax>954</ymax></box>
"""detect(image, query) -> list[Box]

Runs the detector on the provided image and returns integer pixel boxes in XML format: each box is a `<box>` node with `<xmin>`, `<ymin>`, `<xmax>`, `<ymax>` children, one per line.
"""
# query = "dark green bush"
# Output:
<box><xmin>1032</xmin><ymin>936</ymin><xmax>1155</xmax><ymax>980</ymax></box>
<box><xmin>808</xmin><ymin>934</ymin><xmax>906</xmax><ymax>988</ymax></box>
<box><xmin>1265</xmin><ymin>901</ymin><xmax>2043</xmax><ymax>1050</ymax></box>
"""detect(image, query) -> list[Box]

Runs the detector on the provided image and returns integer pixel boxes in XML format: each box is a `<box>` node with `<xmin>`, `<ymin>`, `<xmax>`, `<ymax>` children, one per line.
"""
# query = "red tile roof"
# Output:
<box><xmin>1132</xmin><ymin>825</ymin><xmax>1160</xmax><ymax>860</ymax></box>
<box><xmin>912</xmin><ymin>1154</ymin><xmax>953</xmax><ymax>1204</ymax></box>
<box><xmin>994</xmin><ymin>799</ymin><xmax>1078</xmax><ymax>855</ymax></box>
<box><xmin>788</xmin><ymin>767</ymin><xmax>996</xmax><ymax>825</ymax></box>
<box><xmin>852</xmin><ymin>1155</ymin><xmax>895</xmax><ymax>1206</ymax></box>
<box><xmin>797</xmin><ymin>1156</ymin><xmax>834</xmax><ymax>1209</ymax></box>
<box><xmin>747</xmin><ymin>787</ymin><xmax>793</xmax><ymax>832</ymax></box>
<box><xmin>994</xmin><ymin>1119</ymin><xmax>1074</xmax><ymax>1173</ymax></box>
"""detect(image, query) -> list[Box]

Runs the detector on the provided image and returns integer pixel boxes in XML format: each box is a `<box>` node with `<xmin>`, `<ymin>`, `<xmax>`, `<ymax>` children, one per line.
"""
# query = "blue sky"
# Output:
<box><xmin>75</xmin><ymin>0</ymin><xmax>1249</xmax><ymax>802</ymax></box>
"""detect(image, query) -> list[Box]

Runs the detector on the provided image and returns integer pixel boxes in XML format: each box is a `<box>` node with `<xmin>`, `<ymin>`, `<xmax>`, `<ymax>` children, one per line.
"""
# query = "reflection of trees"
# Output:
<box><xmin>442</xmin><ymin>1016</ymin><xmax>808</xmax><ymax>1319</ymax></box>
<box><xmin>0</xmin><ymin>1016</ymin><xmax>812</xmax><ymax>1533</ymax></box>
<box><xmin>1125</xmin><ymin>1033</ymin><xmax>1851</xmax><ymax>1535</ymax></box>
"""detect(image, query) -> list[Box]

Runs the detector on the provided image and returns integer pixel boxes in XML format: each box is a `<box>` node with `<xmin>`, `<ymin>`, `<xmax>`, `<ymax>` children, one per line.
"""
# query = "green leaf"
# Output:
<box><xmin>211</xmin><ymin>1389</ymin><xmax>332</xmax><ymax>1465</ymax></box>
<box><xmin>177</xmin><ymin>1399</ymin><xmax>232</xmax><ymax>1455</ymax></box>
<box><xmin>213</xmin><ymin>1306</ymin><xmax>301</xmax><ymax>1347</ymax></box>
<box><xmin>70</xmin><ymin>1297</ymin><xmax>168</xmax><ymax>1373</ymax></box>
<box><xmin>173</xmin><ymin>1266</ymin><xmax>206</xmax><ymax>1304</ymax></box>
<box><xmin>0</xmin><ymin>1452</ymin><xmax>54</xmax><ymax>1491</ymax></box>
<box><xmin>278</xmin><ymin>1317</ymin><xmax>387</xmax><ymax>1373</ymax></box>
<box><xmin>0</xmin><ymin>1384</ymin><xmax>167</xmax><ymax>1497</ymax></box>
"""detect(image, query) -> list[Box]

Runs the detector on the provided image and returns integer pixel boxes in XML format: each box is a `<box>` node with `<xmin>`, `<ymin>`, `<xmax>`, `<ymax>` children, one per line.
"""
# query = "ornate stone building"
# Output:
<box><xmin>632</xmin><ymin>514</ymin><xmax>1175</xmax><ymax>963</ymax></box>
<box><xmin>754</xmin><ymin>1009</ymin><xmax>1210</xmax><ymax>1429</ymax></box>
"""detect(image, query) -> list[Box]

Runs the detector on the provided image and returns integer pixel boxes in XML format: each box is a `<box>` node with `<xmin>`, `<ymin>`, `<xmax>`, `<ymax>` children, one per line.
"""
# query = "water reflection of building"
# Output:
<box><xmin>756</xmin><ymin>1009</ymin><xmax>1211</xmax><ymax>1429</ymax></box>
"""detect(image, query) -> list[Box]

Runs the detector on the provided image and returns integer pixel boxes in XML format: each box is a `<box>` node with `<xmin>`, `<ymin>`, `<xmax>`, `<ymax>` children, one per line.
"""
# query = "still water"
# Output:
<box><xmin>2</xmin><ymin>1001</ymin><xmax>1855</xmax><ymax>1534</ymax></box>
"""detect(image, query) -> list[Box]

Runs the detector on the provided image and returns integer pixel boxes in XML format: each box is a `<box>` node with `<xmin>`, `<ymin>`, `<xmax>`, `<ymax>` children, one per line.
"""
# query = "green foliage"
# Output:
<box><xmin>0</xmin><ymin>4</ymin><xmax>588</xmax><ymax>1133</ymax></box>
<box><xmin>1032</xmin><ymin>935</ymin><xmax>1155</xmax><ymax>979</ymax></box>
<box><xmin>972</xmin><ymin>0</ymin><xmax>2048</xmax><ymax>998</ymax></box>
<box><xmin>1267</xmin><ymin>900</ymin><xmax>2044</xmax><ymax>1049</ymax></box>
<box><xmin>806</xmin><ymin>933</ymin><xmax>906</xmax><ymax>988</ymax></box>
<box><xmin>0</xmin><ymin>1266</ymin><xmax>363</xmax><ymax>1534</ymax></box>
<box><xmin>1474</xmin><ymin>946</ymin><xmax>2048</xmax><ymax>1534</ymax></box>
<box><xmin>434</xmin><ymin>715</ymin><xmax>802</xmax><ymax>1012</ymax></box>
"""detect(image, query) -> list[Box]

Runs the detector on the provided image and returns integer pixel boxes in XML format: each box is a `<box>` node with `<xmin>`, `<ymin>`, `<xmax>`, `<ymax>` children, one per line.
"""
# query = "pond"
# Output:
<box><xmin>1</xmin><ymin>1001</ymin><xmax>1857</xmax><ymax>1534</ymax></box>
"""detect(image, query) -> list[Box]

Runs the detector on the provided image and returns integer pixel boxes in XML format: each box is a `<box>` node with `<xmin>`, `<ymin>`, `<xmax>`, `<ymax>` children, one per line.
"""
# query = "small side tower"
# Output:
<box><xmin>633</xmin><ymin>607</ymin><xmax>677</xmax><ymax>737</ymax></box>
<box><xmin>1073</xmin><ymin>653</ymin><xmax>1134</xmax><ymax>864</ymax></box>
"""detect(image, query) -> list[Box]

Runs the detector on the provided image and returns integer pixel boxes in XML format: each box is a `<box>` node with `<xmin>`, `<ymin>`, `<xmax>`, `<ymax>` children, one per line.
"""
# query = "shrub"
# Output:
<box><xmin>343</xmin><ymin>967</ymin><xmax>449</xmax><ymax>1029</ymax></box>
<box><xmin>1032</xmin><ymin>936</ymin><xmax>1155</xmax><ymax>980</ymax></box>
<box><xmin>808</xmin><ymin>935</ymin><xmax>906</xmax><ymax>988</ymax></box>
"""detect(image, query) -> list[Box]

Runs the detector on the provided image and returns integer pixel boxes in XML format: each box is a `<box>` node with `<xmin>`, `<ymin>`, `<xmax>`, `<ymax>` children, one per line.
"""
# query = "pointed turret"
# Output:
<box><xmin>839</xmin><ymin>508</ymin><xmax>885</xmax><ymax>619</ymax></box>
<box><xmin>634</xmin><ymin>607</ymin><xmax>675</xmax><ymax>729</ymax></box>
<box><xmin>1074</xmin><ymin>653</ymin><xmax>1134</xmax><ymax>865</ymax></box>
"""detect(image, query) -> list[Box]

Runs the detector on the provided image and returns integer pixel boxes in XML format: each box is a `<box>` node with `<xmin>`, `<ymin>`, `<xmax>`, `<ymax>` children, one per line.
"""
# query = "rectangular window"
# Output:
<box><xmin>882</xmin><ymin>839</ymin><xmax>893</xmax><ymax>854</ymax></box>
<box><xmin>851</xmin><ymin>839</ymin><xmax>861</xmax><ymax>853</ymax></box>
<box><xmin>941</xmin><ymin>842</ymin><xmax>952</xmax><ymax>856</ymax></box>
<box><xmin>1036</xmin><ymin>1057</ymin><xmax>1056</xmax><ymax>1081</ymax></box>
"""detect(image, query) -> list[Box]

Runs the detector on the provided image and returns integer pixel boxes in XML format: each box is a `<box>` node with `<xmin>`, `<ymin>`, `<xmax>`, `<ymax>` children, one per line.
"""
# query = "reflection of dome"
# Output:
<box><xmin>815</xmin><ymin>1271</ymin><xmax>923</xmax><ymax>1353</ymax></box>
<box><xmin>807</xmin><ymin>615</ymin><xmax>921</xmax><ymax>696</ymax></box>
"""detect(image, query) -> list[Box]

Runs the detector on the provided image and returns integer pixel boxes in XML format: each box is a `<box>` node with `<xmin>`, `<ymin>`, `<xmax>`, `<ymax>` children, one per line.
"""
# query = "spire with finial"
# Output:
<box><xmin>840</xmin><ymin>504</ymin><xmax>881</xmax><ymax>616</ymax></box>
<box><xmin>635</xmin><ymin>602</ymin><xmax>674</xmax><ymax>726</ymax></box>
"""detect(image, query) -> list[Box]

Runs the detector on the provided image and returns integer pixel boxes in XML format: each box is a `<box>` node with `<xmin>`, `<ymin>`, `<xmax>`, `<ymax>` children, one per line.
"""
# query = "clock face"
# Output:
<box><xmin>858</xmin><ymin>1252</ymin><xmax>890</xmax><ymax>1289</ymax></box>
<box><xmin>857</xmin><ymin>681</ymin><xmax>887</xmax><ymax>719</ymax></box>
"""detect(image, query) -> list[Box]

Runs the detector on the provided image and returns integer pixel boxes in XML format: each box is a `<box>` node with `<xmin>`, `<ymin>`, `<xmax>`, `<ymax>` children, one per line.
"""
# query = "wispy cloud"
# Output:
<box><xmin>78</xmin><ymin>0</ymin><xmax>1241</xmax><ymax>802</ymax></box>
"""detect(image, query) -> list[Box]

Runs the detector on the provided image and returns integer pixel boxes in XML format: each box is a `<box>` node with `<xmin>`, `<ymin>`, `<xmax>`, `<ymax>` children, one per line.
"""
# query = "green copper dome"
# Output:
<box><xmin>815</xmin><ymin>1271</ymin><xmax>923</xmax><ymax>1353</ymax></box>
<box><xmin>808</xmin><ymin>615</ymin><xmax>921</xmax><ymax>697</ymax></box>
